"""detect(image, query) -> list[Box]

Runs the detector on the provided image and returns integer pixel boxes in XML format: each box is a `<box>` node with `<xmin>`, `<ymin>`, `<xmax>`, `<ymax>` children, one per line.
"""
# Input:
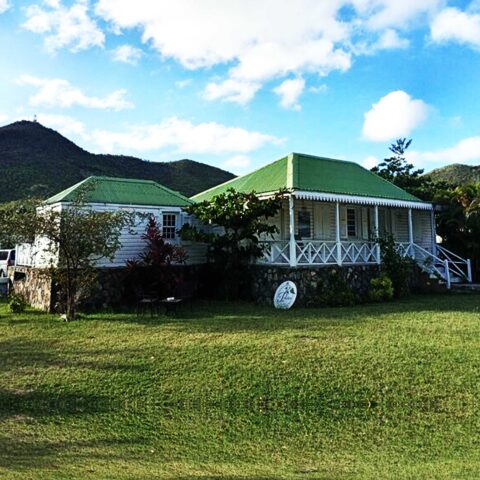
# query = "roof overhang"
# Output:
<box><xmin>293</xmin><ymin>190</ymin><xmax>433</xmax><ymax>210</ymax></box>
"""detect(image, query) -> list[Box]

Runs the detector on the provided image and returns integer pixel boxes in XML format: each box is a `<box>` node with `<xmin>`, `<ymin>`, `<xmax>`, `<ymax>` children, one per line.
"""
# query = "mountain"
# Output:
<box><xmin>425</xmin><ymin>164</ymin><xmax>480</xmax><ymax>186</ymax></box>
<box><xmin>0</xmin><ymin>121</ymin><xmax>235</xmax><ymax>202</ymax></box>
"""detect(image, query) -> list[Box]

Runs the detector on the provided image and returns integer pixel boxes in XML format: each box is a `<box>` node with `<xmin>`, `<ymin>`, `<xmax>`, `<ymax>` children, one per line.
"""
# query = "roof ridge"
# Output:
<box><xmin>191</xmin><ymin>154</ymin><xmax>289</xmax><ymax>200</ymax></box>
<box><xmin>292</xmin><ymin>152</ymin><xmax>357</xmax><ymax>166</ymax></box>
<box><xmin>358</xmin><ymin>165</ymin><xmax>422</xmax><ymax>201</ymax></box>
<box><xmin>89</xmin><ymin>176</ymin><xmax>158</xmax><ymax>184</ymax></box>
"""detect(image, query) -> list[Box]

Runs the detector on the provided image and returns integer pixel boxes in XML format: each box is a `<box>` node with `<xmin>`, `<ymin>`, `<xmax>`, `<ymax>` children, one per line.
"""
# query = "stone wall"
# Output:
<box><xmin>10</xmin><ymin>264</ymin><xmax>208</xmax><ymax>312</ymax></box>
<box><xmin>10</xmin><ymin>266</ymin><xmax>54</xmax><ymax>311</ymax></box>
<box><xmin>250</xmin><ymin>263</ymin><xmax>446</xmax><ymax>306</ymax></box>
<box><xmin>10</xmin><ymin>262</ymin><xmax>445</xmax><ymax>313</ymax></box>
<box><xmin>251</xmin><ymin>264</ymin><xmax>382</xmax><ymax>306</ymax></box>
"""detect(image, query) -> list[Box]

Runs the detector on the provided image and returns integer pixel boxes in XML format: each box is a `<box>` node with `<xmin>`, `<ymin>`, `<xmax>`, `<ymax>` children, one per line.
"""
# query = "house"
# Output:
<box><xmin>16</xmin><ymin>176</ymin><xmax>206</xmax><ymax>268</ymax></box>
<box><xmin>193</xmin><ymin>153</ymin><xmax>472</xmax><ymax>288</ymax></box>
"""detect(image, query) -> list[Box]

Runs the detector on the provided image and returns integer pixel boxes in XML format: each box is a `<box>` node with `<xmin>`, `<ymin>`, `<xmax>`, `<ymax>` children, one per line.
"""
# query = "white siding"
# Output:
<box><xmin>413</xmin><ymin>210</ymin><xmax>433</xmax><ymax>248</ymax></box>
<box><xmin>269</xmin><ymin>201</ymin><xmax>432</xmax><ymax>246</ymax></box>
<box><xmin>20</xmin><ymin>202</ymin><xmax>207</xmax><ymax>268</ymax></box>
<box><xmin>391</xmin><ymin>209</ymin><xmax>409</xmax><ymax>243</ymax></box>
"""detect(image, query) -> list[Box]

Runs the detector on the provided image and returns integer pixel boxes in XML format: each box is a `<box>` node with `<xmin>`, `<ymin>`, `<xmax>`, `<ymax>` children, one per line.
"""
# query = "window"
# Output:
<box><xmin>298</xmin><ymin>209</ymin><xmax>312</xmax><ymax>239</ymax></box>
<box><xmin>162</xmin><ymin>213</ymin><xmax>177</xmax><ymax>239</ymax></box>
<box><xmin>347</xmin><ymin>208</ymin><xmax>356</xmax><ymax>237</ymax></box>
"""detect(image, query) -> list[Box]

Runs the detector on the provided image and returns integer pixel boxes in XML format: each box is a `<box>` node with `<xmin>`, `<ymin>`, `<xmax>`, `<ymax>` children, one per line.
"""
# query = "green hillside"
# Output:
<box><xmin>425</xmin><ymin>163</ymin><xmax>480</xmax><ymax>186</ymax></box>
<box><xmin>0</xmin><ymin>121</ymin><xmax>235</xmax><ymax>201</ymax></box>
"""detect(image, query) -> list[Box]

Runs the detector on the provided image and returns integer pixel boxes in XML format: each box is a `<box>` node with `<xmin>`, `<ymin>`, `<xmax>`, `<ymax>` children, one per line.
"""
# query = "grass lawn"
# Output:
<box><xmin>0</xmin><ymin>294</ymin><xmax>479</xmax><ymax>479</ymax></box>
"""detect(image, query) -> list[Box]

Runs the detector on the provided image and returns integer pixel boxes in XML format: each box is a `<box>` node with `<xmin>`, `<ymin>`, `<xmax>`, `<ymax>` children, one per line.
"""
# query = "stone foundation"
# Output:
<box><xmin>9</xmin><ymin>266</ymin><xmax>55</xmax><ymax>311</ymax></box>
<box><xmin>10</xmin><ymin>264</ymin><xmax>207</xmax><ymax>312</ymax></box>
<box><xmin>251</xmin><ymin>264</ymin><xmax>382</xmax><ymax>306</ymax></box>
<box><xmin>10</xmin><ymin>262</ymin><xmax>445</xmax><ymax>313</ymax></box>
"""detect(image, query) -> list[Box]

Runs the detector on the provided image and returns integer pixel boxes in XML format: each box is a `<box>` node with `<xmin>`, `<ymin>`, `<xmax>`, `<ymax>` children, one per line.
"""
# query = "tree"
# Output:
<box><xmin>371</xmin><ymin>138</ymin><xmax>428</xmax><ymax>197</ymax></box>
<box><xmin>1</xmin><ymin>184</ymin><xmax>135</xmax><ymax>320</ymax></box>
<box><xmin>126</xmin><ymin>216</ymin><xmax>187</xmax><ymax>297</ymax></box>
<box><xmin>0</xmin><ymin>199</ymin><xmax>39</xmax><ymax>248</ymax></box>
<box><xmin>434</xmin><ymin>183</ymin><xmax>480</xmax><ymax>281</ymax></box>
<box><xmin>180</xmin><ymin>188</ymin><xmax>285</xmax><ymax>299</ymax></box>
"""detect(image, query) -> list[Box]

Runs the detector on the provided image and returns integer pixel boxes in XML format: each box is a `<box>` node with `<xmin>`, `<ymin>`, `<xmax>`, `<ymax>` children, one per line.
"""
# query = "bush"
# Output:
<box><xmin>368</xmin><ymin>274</ymin><xmax>394</xmax><ymax>302</ymax></box>
<box><xmin>377</xmin><ymin>234</ymin><xmax>413</xmax><ymax>297</ymax></box>
<box><xmin>317</xmin><ymin>270</ymin><xmax>358</xmax><ymax>307</ymax></box>
<box><xmin>8</xmin><ymin>292</ymin><xmax>27</xmax><ymax>313</ymax></box>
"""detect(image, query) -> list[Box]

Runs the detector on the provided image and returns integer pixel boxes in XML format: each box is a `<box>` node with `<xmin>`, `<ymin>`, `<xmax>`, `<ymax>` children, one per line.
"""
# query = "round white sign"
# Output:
<box><xmin>273</xmin><ymin>281</ymin><xmax>297</xmax><ymax>310</ymax></box>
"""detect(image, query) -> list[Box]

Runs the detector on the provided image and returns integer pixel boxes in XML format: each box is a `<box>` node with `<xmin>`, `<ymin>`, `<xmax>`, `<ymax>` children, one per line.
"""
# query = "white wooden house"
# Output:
<box><xmin>193</xmin><ymin>153</ymin><xmax>472</xmax><ymax>287</ymax></box>
<box><xmin>16</xmin><ymin>176</ymin><xmax>206</xmax><ymax>268</ymax></box>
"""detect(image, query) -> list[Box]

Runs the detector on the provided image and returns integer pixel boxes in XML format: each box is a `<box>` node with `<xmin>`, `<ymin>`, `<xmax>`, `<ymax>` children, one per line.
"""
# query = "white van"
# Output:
<box><xmin>0</xmin><ymin>249</ymin><xmax>15</xmax><ymax>276</ymax></box>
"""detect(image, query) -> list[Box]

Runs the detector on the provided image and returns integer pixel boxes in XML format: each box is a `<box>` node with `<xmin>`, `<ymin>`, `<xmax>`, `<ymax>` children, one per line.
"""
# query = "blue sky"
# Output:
<box><xmin>1</xmin><ymin>0</ymin><xmax>480</xmax><ymax>174</ymax></box>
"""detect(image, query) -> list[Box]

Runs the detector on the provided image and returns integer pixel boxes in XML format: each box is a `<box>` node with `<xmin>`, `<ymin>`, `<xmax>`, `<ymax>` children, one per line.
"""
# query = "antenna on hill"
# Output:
<box><xmin>33</xmin><ymin>114</ymin><xmax>38</xmax><ymax>123</ymax></box>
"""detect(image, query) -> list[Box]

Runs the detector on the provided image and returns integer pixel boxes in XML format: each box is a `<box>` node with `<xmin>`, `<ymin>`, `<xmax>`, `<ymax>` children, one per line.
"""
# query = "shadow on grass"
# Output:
<box><xmin>82</xmin><ymin>293</ymin><xmax>480</xmax><ymax>333</ymax></box>
<box><xmin>0</xmin><ymin>337</ymin><xmax>150</xmax><ymax>375</ymax></box>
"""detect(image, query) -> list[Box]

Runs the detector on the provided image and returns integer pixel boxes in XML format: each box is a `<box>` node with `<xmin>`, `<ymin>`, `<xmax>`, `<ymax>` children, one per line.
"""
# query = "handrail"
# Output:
<box><xmin>435</xmin><ymin>244</ymin><xmax>469</xmax><ymax>263</ymax></box>
<box><xmin>409</xmin><ymin>243</ymin><xmax>453</xmax><ymax>283</ymax></box>
<box><xmin>433</xmin><ymin>244</ymin><xmax>471</xmax><ymax>282</ymax></box>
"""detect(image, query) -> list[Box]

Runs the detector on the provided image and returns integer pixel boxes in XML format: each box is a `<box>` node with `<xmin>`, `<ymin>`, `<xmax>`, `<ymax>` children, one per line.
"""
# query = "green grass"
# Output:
<box><xmin>0</xmin><ymin>294</ymin><xmax>479</xmax><ymax>479</ymax></box>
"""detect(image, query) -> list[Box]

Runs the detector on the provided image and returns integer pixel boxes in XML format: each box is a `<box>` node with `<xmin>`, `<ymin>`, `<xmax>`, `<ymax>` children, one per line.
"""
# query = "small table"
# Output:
<box><xmin>160</xmin><ymin>298</ymin><xmax>183</xmax><ymax>316</ymax></box>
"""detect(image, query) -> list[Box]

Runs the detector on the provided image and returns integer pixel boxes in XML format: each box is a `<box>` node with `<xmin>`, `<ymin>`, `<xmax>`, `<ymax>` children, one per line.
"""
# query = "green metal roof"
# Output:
<box><xmin>192</xmin><ymin>153</ymin><xmax>423</xmax><ymax>203</ymax></box>
<box><xmin>46</xmin><ymin>176</ymin><xmax>192</xmax><ymax>207</ymax></box>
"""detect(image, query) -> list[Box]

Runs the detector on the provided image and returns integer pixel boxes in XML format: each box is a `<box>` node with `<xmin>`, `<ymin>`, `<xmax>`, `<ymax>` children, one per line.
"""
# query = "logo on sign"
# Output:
<box><xmin>273</xmin><ymin>281</ymin><xmax>297</xmax><ymax>310</ymax></box>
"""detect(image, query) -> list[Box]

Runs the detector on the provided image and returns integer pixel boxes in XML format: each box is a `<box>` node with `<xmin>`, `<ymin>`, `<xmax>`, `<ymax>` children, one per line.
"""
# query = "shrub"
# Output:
<box><xmin>368</xmin><ymin>274</ymin><xmax>394</xmax><ymax>302</ymax></box>
<box><xmin>8</xmin><ymin>292</ymin><xmax>27</xmax><ymax>313</ymax></box>
<box><xmin>317</xmin><ymin>270</ymin><xmax>358</xmax><ymax>307</ymax></box>
<box><xmin>377</xmin><ymin>234</ymin><xmax>413</xmax><ymax>297</ymax></box>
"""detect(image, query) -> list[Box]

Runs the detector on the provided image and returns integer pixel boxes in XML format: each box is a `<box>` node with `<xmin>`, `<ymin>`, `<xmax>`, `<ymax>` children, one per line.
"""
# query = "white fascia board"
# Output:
<box><xmin>292</xmin><ymin>191</ymin><xmax>433</xmax><ymax>210</ymax></box>
<box><xmin>55</xmin><ymin>202</ymin><xmax>184</xmax><ymax>212</ymax></box>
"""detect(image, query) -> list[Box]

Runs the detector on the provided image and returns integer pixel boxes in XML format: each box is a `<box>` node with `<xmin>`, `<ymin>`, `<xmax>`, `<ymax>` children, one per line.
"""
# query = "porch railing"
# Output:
<box><xmin>394</xmin><ymin>242</ymin><xmax>471</xmax><ymax>286</ymax></box>
<box><xmin>259</xmin><ymin>240</ymin><xmax>378</xmax><ymax>266</ymax></box>
<box><xmin>258</xmin><ymin>240</ymin><xmax>472</xmax><ymax>286</ymax></box>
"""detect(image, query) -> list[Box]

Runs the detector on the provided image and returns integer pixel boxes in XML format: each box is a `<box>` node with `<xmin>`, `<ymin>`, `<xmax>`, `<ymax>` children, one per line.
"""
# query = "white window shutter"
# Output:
<box><xmin>340</xmin><ymin>206</ymin><xmax>348</xmax><ymax>239</ymax></box>
<box><xmin>361</xmin><ymin>207</ymin><xmax>369</xmax><ymax>239</ymax></box>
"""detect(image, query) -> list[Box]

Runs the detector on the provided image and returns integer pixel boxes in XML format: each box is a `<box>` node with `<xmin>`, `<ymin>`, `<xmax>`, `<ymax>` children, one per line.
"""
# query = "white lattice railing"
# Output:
<box><xmin>259</xmin><ymin>240</ymin><xmax>290</xmax><ymax>264</ymax></box>
<box><xmin>340</xmin><ymin>241</ymin><xmax>377</xmax><ymax>264</ymax></box>
<box><xmin>296</xmin><ymin>241</ymin><xmax>338</xmax><ymax>264</ymax></box>
<box><xmin>259</xmin><ymin>240</ymin><xmax>378</xmax><ymax>266</ymax></box>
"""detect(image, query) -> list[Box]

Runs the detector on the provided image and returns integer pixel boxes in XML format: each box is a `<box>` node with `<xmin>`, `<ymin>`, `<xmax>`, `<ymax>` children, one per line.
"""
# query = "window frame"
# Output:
<box><xmin>162</xmin><ymin>212</ymin><xmax>178</xmax><ymax>240</ymax></box>
<box><xmin>346</xmin><ymin>208</ymin><xmax>357</xmax><ymax>238</ymax></box>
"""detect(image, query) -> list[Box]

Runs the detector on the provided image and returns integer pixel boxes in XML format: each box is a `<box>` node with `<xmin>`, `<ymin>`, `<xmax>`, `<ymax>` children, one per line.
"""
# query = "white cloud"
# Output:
<box><xmin>91</xmin><ymin>117</ymin><xmax>284</xmax><ymax>154</ymax></box>
<box><xmin>362</xmin><ymin>155</ymin><xmax>379</xmax><ymax>169</ymax></box>
<box><xmin>94</xmin><ymin>0</ymin><xmax>439</xmax><ymax>105</ymax></box>
<box><xmin>224</xmin><ymin>155</ymin><xmax>252</xmax><ymax>172</ymax></box>
<box><xmin>0</xmin><ymin>113</ymin><xmax>8</xmax><ymax>124</ymax></box>
<box><xmin>112</xmin><ymin>44</ymin><xmax>143</xmax><ymax>65</ymax></box>
<box><xmin>273</xmin><ymin>78</ymin><xmax>305</xmax><ymax>110</ymax></box>
<box><xmin>175</xmin><ymin>79</ymin><xmax>192</xmax><ymax>89</ymax></box>
<box><xmin>431</xmin><ymin>7</ymin><xmax>480</xmax><ymax>49</ymax></box>
<box><xmin>309</xmin><ymin>84</ymin><xmax>328</xmax><ymax>94</ymax></box>
<box><xmin>362</xmin><ymin>90</ymin><xmax>429</xmax><ymax>142</ymax></box>
<box><xmin>374</xmin><ymin>29</ymin><xmax>409</xmax><ymax>50</ymax></box>
<box><xmin>408</xmin><ymin>136</ymin><xmax>480</xmax><ymax>168</ymax></box>
<box><xmin>204</xmin><ymin>79</ymin><xmax>261</xmax><ymax>105</ymax></box>
<box><xmin>23</xmin><ymin>0</ymin><xmax>104</xmax><ymax>52</ymax></box>
<box><xmin>352</xmin><ymin>0</ymin><xmax>442</xmax><ymax>31</ymax></box>
<box><xmin>0</xmin><ymin>0</ymin><xmax>10</xmax><ymax>14</ymax></box>
<box><xmin>35</xmin><ymin>113</ymin><xmax>89</xmax><ymax>140</ymax></box>
<box><xmin>17</xmin><ymin>75</ymin><xmax>133</xmax><ymax>111</ymax></box>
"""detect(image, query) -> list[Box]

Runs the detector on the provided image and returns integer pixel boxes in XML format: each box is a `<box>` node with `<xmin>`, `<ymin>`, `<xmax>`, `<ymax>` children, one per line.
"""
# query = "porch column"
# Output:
<box><xmin>430</xmin><ymin>207</ymin><xmax>436</xmax><ymax>255</ymax></box>
<box><xmin>374</xmin><ymin>205</ymin><xmax>380</xmax><ymax>264</ymax></box>
<box><xmin>408</xmin><ymin>208</ymin><xmax>414</xmax><ymax>254</ymax></box>
<box><xmin>335</xmin><ymin>201</ymin><xmax>342</xmax><ymax>266</ymax></box>
<box><xmin>288</xmin><ymin>194</ymin><xmax>297</xmax><ymax>267</ymax></box>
